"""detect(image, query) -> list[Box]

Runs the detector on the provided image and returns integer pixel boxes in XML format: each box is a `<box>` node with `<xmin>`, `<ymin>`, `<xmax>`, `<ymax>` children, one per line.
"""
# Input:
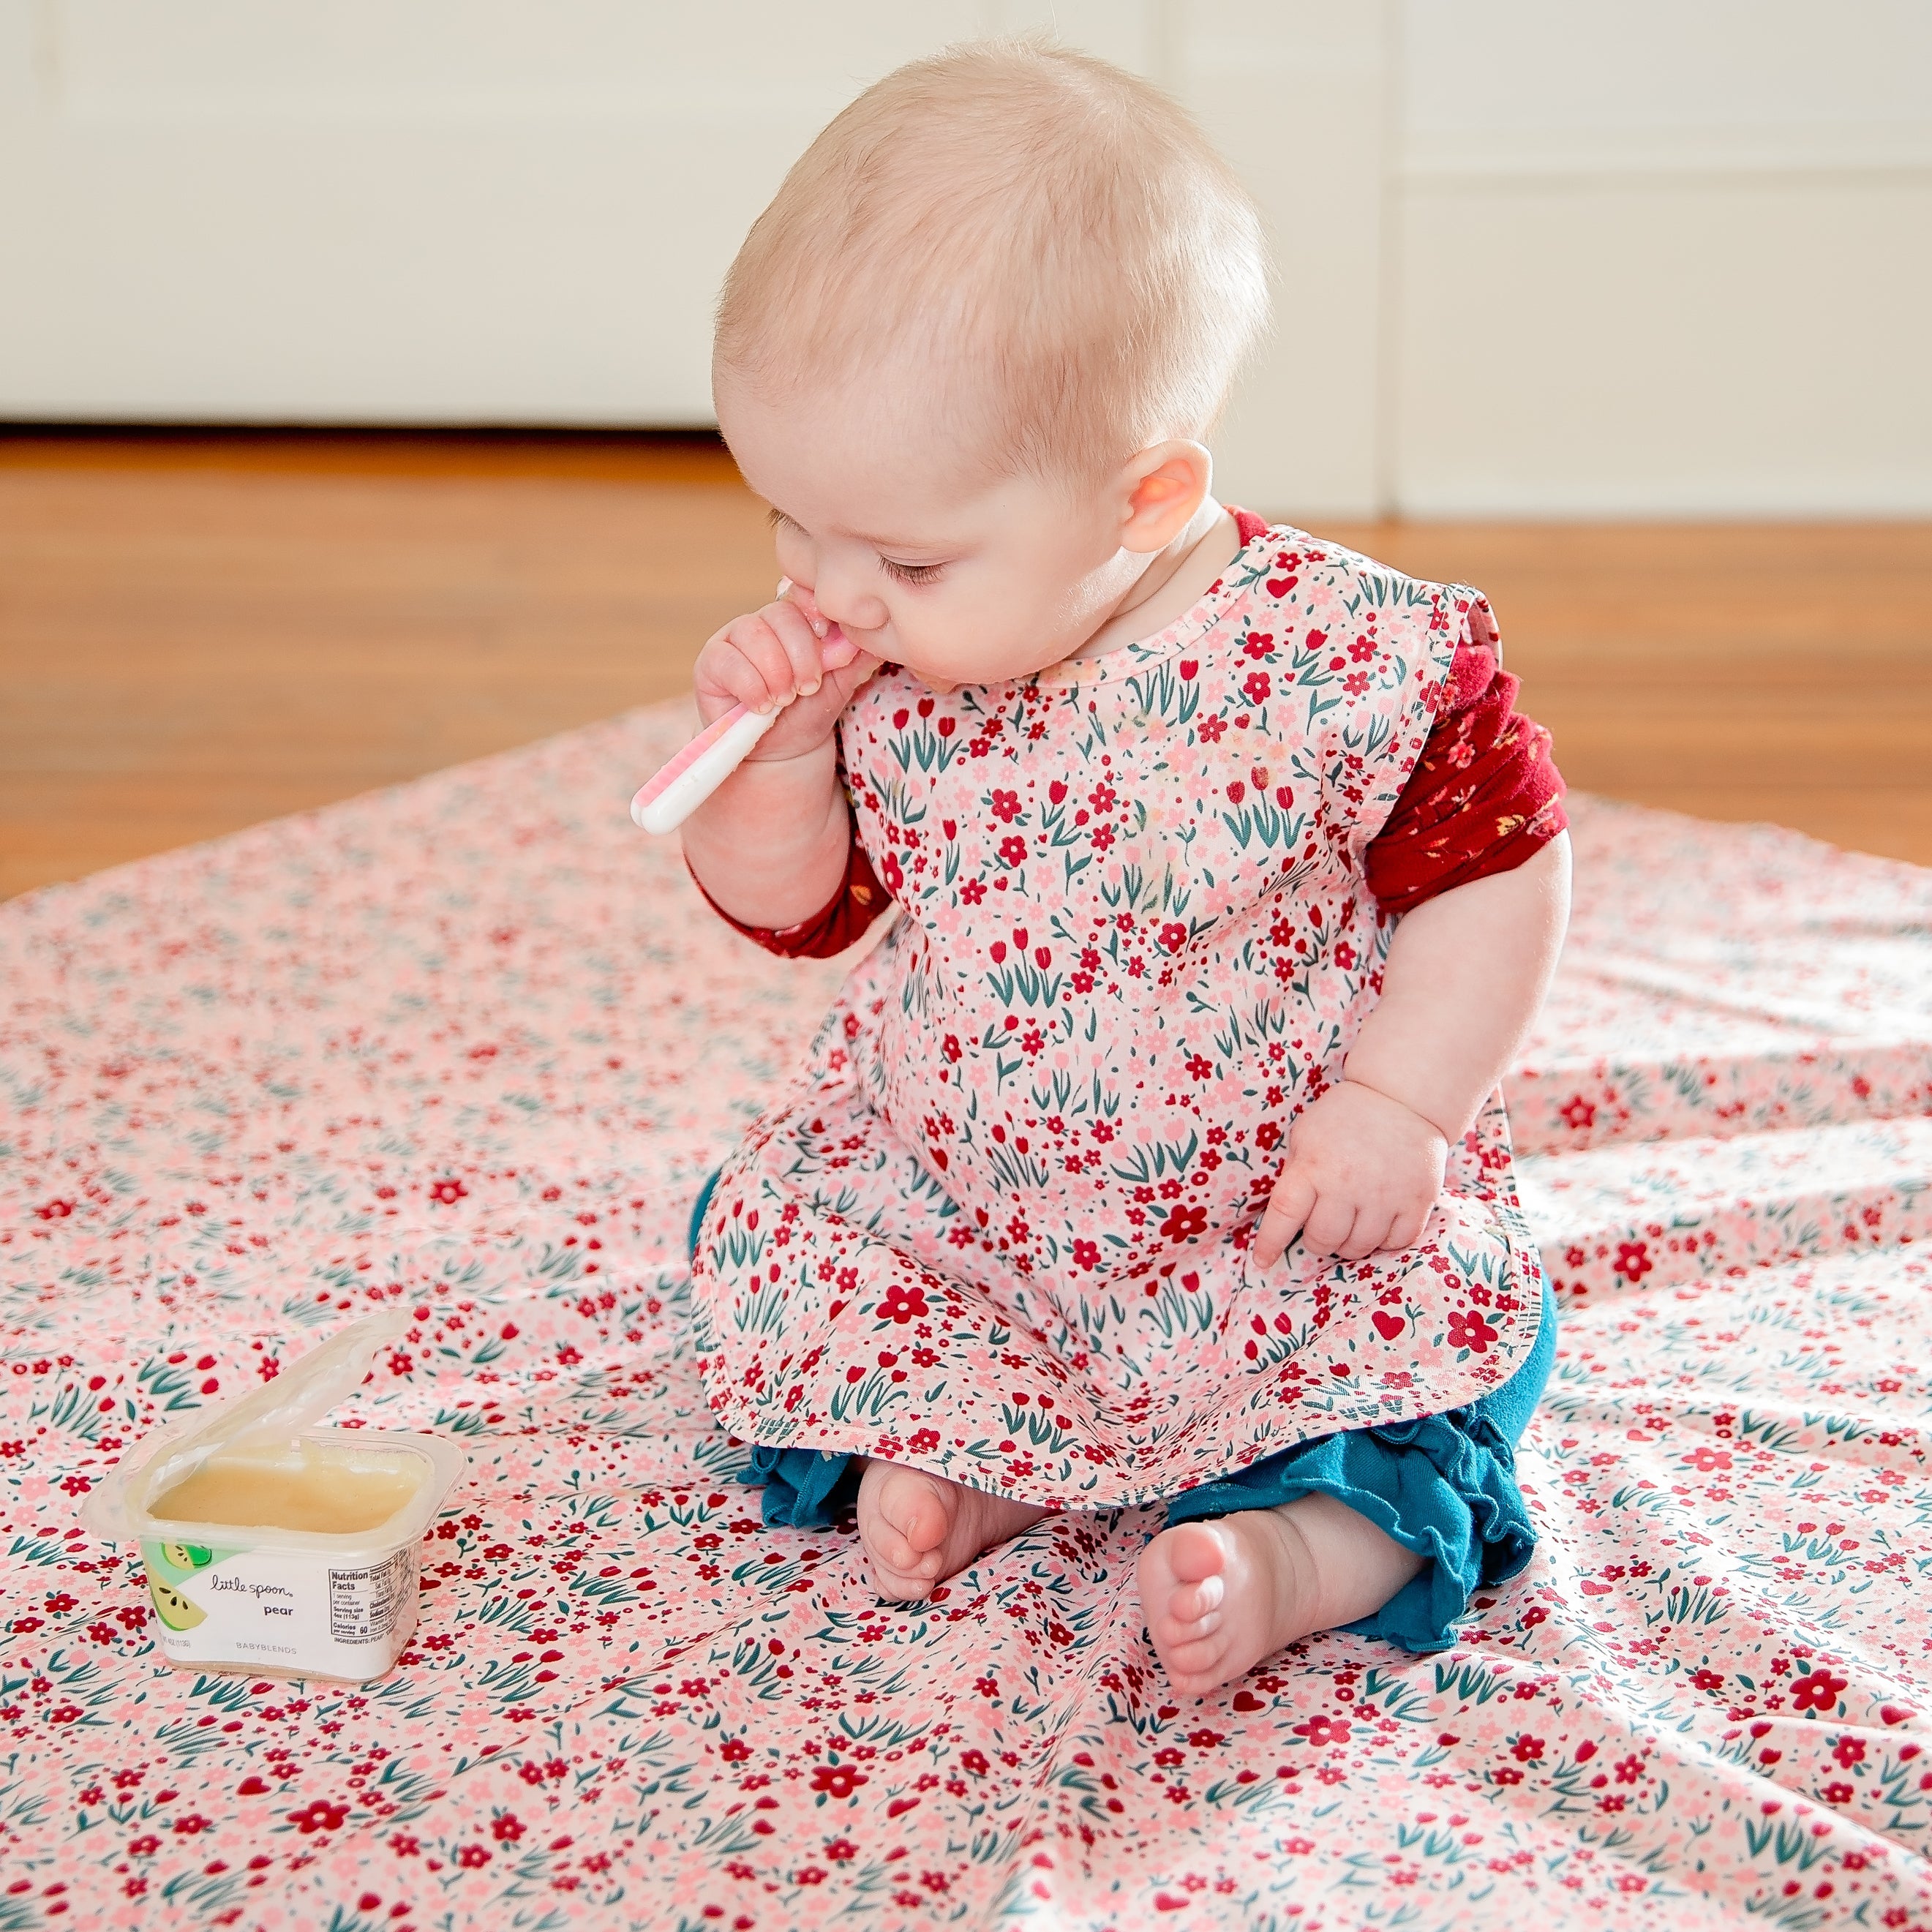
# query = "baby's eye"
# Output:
<box><xmin>882</xmin><ymin>558</ymin><xmax>945</xmax><ymax>587</ymax></box>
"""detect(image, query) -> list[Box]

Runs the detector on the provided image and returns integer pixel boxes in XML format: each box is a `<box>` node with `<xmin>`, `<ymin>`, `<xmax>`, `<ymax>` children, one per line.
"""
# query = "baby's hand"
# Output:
<box><xmin>1252</xmin><ymin>1080</ymin><xmax>1448</xmax><ymax>1266</ymax></box>
<box><xmin>692</xmin><ymin>586</ymin><xmax>879</xmax><ymax>764</ymax></box>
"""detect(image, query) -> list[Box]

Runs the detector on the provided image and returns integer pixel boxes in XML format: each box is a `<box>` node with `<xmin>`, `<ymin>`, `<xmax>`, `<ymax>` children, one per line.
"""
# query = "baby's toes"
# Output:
<box><xmin>1162</xmin><ymin>1631</ymin><xmax>1233</xmax><ymax>1695</ymax></box>
<box><xmin>885</xmin><ymin>1475</ymin><xmax>952</xmax><ymax>1556</ymax></box>
<box><xmin>1168</xmin><ymin>1570</ymin><xmax>1225</xmax><ymax>1627</ymax></box>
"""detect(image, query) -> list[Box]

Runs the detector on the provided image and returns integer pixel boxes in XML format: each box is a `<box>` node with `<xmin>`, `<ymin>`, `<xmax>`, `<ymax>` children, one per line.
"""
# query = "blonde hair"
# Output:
<box><xmin>713</xmin><ymin>39</ymin><xmax>1270</xmax><ymax>486</ymax></box>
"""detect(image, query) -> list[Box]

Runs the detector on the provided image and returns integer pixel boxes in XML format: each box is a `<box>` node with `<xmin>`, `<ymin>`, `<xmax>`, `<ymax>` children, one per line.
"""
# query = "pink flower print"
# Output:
<box><xmin>877</xmin><ymin>1283</ymin><xmax>929</xmax><ymax>1325</ymax></box>
<box><xmin>1683</xmin><ymin>1445</ymin><xmax>1732</xmax><ymax>1473</ymax></box>
<box><xmin>991</xmin><ymin>790</ymin><xmax>1021</xmax><ymax>824</ymax></box>
<box><xmin>1242</xmin><ymin>670</ymin><xmax>1271</xmax><ymax>705</ymax></box>
<box><xmin>1446</xmin><ymin>1310</ymin><xmax>1497</xmax><ymax>1353</ymax></box>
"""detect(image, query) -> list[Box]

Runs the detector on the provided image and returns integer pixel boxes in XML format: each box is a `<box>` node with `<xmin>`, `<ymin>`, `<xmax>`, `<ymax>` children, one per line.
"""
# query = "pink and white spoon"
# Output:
<box><xmin>630</xmin><ymin>589</ymin><xmax>849</xmax><ymax>835</ymax></box>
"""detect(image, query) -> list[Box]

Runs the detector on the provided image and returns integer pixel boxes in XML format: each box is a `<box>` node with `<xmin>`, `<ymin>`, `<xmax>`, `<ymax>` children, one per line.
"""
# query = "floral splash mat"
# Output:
<box><xmin>3</xmin><ymin>702</ymin><xmax>1929</xmax><ymax>1929</ymax></box>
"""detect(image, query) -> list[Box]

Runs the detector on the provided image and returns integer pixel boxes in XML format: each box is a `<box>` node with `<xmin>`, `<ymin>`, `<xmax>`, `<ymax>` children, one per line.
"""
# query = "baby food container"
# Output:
<box><xmin>84</xmin><ymin>1311</ymin><xmax>467</xmax><ymax>1683</ymax></box>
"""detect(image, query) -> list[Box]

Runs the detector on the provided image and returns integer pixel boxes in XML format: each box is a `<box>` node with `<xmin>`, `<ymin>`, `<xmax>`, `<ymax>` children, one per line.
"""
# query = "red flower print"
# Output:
<box><xmin>1071</xmin><ymin>1239</ymin><xmax>1100</xmax><ymax>1271</ymax></box>
<box><xmin>991</xmin><ymin>790</ymin><xmax>1021</xmax><ymax>824</ymax></box>
<box><xmin>1158</xmin><ymin>922</ymin><xmax>1188</xmax><ymax>953</ymax></box>
<box><xmin>941</xmin><ymin>1034</ymin><xmax>961</xmax><ymax>1062</ymax></box>
<box><xmin>1242</xmin><ymin>670</ymin><xmax>1271</xmax><ymax>704</ymax></box>
<box><xmin>1614</xmin><ymin>1241</ymin><xmax>1653</xmax><ymax>1280</ymax></box>
<box><xmin>1446</xmin><ymin>1310</ymin><xmax>1497</xmax><ymax>1353</ymax></box>
<box><xmin>1241</xmin><ymin>632</ymin><xmax>1274</xmax><ymax>659</ymax></box>
<box><xmin>1293</xmin><ymin>1713</ymin><xmax>1350</xmax><ymax>1748</ymax></box>
<box><xmin>877</xmin><ymin>1283</ymin><xmax>929</xmax><ymax>1325</ymax></box>
<box><xmin>456</xmin><ymin>1843</ymin><xmax>491</xmax><ymax>1868</ymax></box>
<box><xmin>811</xmin><ymin>1764</ymin><xmax>869</xmax><ymax>1801</ymax></box>
<box><xmin>1683</xmin><ymin>1445</ymin><xmax>1732</xmax><ymax>1472</ymax></box>
<box><xmin>998</xmin><ymin>836</ymin><xmax>1026</xmax><ymax>868</ymax></box>
<box><xmin>1344</xmin><ymin>671</ymin><xmax>1371</xmax><ymax>698</ymax></box>
<box><xmin>1790</xmin><ymin>1669</ymin><xmax>1849</xmax><ymax>1713</ymax></box>
<box><xmin>1159</xmin><ymin>1203</ymin><xmax>1207</xmax><ymax>1244</ymax></box>
<box><xmin>1178</xmin><ymin>659</ymin><xmax>1198</xmax><ymax>680</ymax></box>
<box><xmin>1511</xmin><ymin>1735</ymin><xmax>1544</xmax><ymax>1762</ymax></box>
<box><xmin>289</xmin><ymin>1799</ymin><xmax>349</xmax><ymax>1835</ymax></box>
<box><xmin>1226</xmin><ymin>781</ymin><xmax>1246</xmax><ymax>804</ymax></box>
<box><xmin>429</xmin><ymin>1178</ymin><xmax>467</xmax><ymax>1206</ymax></box>
<box><xmin>35</xmin><ymin>1199</ymin><xmax>74</xmax><ymax>1220</ymax></box>
<box><xmin>1835</xmin><ymin>1734</ymin><xmax>1866</xmax><ymax>1768</ymax></box>
<box><xmin>1348</xmin><ymin>636</ymin><xmax>1375</xmax><ymax>661</ymax></box>
<box><xmin>1559</xmin><ymin>1095</ymin><xmax>1596</xmax><ymax>1130</ymax></box>
<box><xmin>880</xmin><ymin>852</ymin><xmax>903</xmax><ymax>893</ymax></box>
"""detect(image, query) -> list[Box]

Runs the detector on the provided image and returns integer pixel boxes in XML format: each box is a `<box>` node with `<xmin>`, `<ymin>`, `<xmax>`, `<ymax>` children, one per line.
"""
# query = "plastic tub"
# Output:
<box><xmin>85</xmin><ymin>1312</ymin><xmax>466</xmax><ymax>1683</ymax></box>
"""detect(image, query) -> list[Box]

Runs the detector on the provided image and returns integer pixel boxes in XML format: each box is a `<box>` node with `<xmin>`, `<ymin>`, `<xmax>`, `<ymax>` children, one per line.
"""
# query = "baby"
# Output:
<box><xmin>682</xmin><ymin>40</ymin><xmax>1570</xmax><ymax>1696</ymax></box>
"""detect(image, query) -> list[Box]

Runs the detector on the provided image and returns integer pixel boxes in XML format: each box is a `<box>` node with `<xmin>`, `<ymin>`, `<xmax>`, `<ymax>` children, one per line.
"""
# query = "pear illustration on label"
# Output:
<box><xmin>147</xmin><ymin>1574</ymin><xmax>206</xmax><ymax>1631</ymax></box>
<box><xmin>162</xmin><ymin>1541</ymin><xmax>214</xmax><ymax>1571</ymax></box>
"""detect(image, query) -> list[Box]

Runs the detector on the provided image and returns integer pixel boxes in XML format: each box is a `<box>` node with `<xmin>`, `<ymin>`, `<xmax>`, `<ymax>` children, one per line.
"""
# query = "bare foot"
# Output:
<box><xmin>1138</xmin><ymin>1493</ymin><xmax>1427</xmax><ymax>1697</ymax></box>
<box><xmin>855</xmin><ymin>1459</ymin><xmax>1050</xmax><ymax>1601</ymax></box>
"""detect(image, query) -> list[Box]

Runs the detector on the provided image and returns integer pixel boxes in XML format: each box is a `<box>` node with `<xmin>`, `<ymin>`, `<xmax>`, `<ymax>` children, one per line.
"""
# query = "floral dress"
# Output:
<box><xmin>688</xmin><ymin>519</ymin><xmax>1555</xmax><ymax>1645</ymax></box>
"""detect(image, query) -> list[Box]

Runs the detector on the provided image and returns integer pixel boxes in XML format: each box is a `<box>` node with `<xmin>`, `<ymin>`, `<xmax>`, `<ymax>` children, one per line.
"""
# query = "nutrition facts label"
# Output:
<box><xmin>328</xmin><ymin>1546</ymin><xmax>413</xmax><ymax>1645</ymax></box>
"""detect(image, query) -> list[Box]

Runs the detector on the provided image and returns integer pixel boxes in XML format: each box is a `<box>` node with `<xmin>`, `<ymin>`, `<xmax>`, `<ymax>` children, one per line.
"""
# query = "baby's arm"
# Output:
<box><xmin>680</xmin><ymin>590</ymin><xmax>880</xmax><ymax>927</ymax></box>
<box><xmin>1252</xmin><ymin>833</ymin><xmax>1571</xmax><ymax>1265</ymax></box>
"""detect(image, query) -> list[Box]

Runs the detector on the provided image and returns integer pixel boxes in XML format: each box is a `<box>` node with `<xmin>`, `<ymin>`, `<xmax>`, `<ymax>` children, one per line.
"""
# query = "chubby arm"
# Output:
<box><xmin>680</xmin><ymin>589</ymin><xmax>880</xmax><ymax>928</ymax></box>
<box><xmin>1253</xmin><ymin>832</ymin><xmax>1571</xmax><ymax>1266</ymax></box>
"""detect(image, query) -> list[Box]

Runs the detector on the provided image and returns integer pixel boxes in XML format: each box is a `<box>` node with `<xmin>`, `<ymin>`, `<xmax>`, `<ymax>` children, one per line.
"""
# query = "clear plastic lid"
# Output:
<box><xmin>84</xmin><ymin>1311</ymin><xmax>467</xmax><ymax>1554</ymax></box>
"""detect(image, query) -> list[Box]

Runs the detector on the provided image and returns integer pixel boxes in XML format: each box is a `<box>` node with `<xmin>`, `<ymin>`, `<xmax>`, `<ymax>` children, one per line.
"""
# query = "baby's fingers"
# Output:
<box><xmin>1253</xmin><ymin>1170</ymin><xmax>1316</xmax><ymax>1268</ymax></box>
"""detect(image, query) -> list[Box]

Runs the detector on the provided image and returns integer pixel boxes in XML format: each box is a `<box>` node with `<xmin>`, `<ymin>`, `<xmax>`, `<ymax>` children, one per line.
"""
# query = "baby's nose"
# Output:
<box><xmin>813</xmin><ymin>576</ymin><xmax>890</xmax><ymax>636</ymax></box>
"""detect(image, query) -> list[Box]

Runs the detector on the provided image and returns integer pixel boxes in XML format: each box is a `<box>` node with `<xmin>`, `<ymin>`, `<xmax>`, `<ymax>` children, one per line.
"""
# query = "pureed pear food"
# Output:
<box><xmin>86</xmin><ymin>1313</ymin><xmax>466</xmax><ymax>1683</ymax></box>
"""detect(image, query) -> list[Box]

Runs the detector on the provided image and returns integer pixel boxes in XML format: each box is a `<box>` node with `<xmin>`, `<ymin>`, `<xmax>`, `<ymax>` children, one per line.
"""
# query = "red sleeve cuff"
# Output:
<box><xmin>1366</xmin><ymin>634</ymin><xmax>1568</xmax><ymax>915</ymax></box>
<box><xmin>688</xmin><ymin>830</ymin><xmax>892</xmax><ymax>959</ymax></box>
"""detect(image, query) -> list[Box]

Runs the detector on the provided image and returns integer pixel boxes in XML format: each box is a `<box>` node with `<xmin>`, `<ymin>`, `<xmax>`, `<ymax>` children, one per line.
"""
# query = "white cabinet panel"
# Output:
<box><xmin>3</xmin><ymin>1</ymin><xmax>1928</xmax><ymax>515</ymax></box>
<box><xmin>1397</xmin><ymin>175</ymin><xmax>1932</xmax><ymax>516</ymax></box>
<box><xmin>0</xmin><ymin>1</ymin><xmax>982</xmax><ymax>424</ymax></box>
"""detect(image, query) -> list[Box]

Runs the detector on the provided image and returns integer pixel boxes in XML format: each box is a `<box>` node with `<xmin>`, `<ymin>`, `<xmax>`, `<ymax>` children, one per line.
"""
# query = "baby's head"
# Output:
<box><xmin>713</xmin><ymin>40</ymin><xmax>1268</xmax><ymax>688</ymax></box>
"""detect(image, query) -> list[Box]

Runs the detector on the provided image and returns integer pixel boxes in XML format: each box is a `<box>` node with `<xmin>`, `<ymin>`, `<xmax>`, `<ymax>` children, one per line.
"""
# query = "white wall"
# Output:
<box><xmin>1</xmin><ymin>1</ymin><xmax>1928</xmax><ymax>516</ymax></box>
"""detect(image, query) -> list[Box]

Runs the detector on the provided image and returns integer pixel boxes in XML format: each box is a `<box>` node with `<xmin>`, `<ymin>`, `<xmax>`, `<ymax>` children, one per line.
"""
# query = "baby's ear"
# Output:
<box><xmin>1121</xmin><ymin>441</ymin><xmax>1213</xmax><ymax>550</ymax></box>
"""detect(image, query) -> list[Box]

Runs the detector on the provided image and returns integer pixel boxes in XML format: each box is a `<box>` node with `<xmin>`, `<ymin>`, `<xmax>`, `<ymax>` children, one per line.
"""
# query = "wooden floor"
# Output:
<box><xmin>3</xmin><ymin>429</ymin><xmax>1929</xmax><ymax>900</ymax></box>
